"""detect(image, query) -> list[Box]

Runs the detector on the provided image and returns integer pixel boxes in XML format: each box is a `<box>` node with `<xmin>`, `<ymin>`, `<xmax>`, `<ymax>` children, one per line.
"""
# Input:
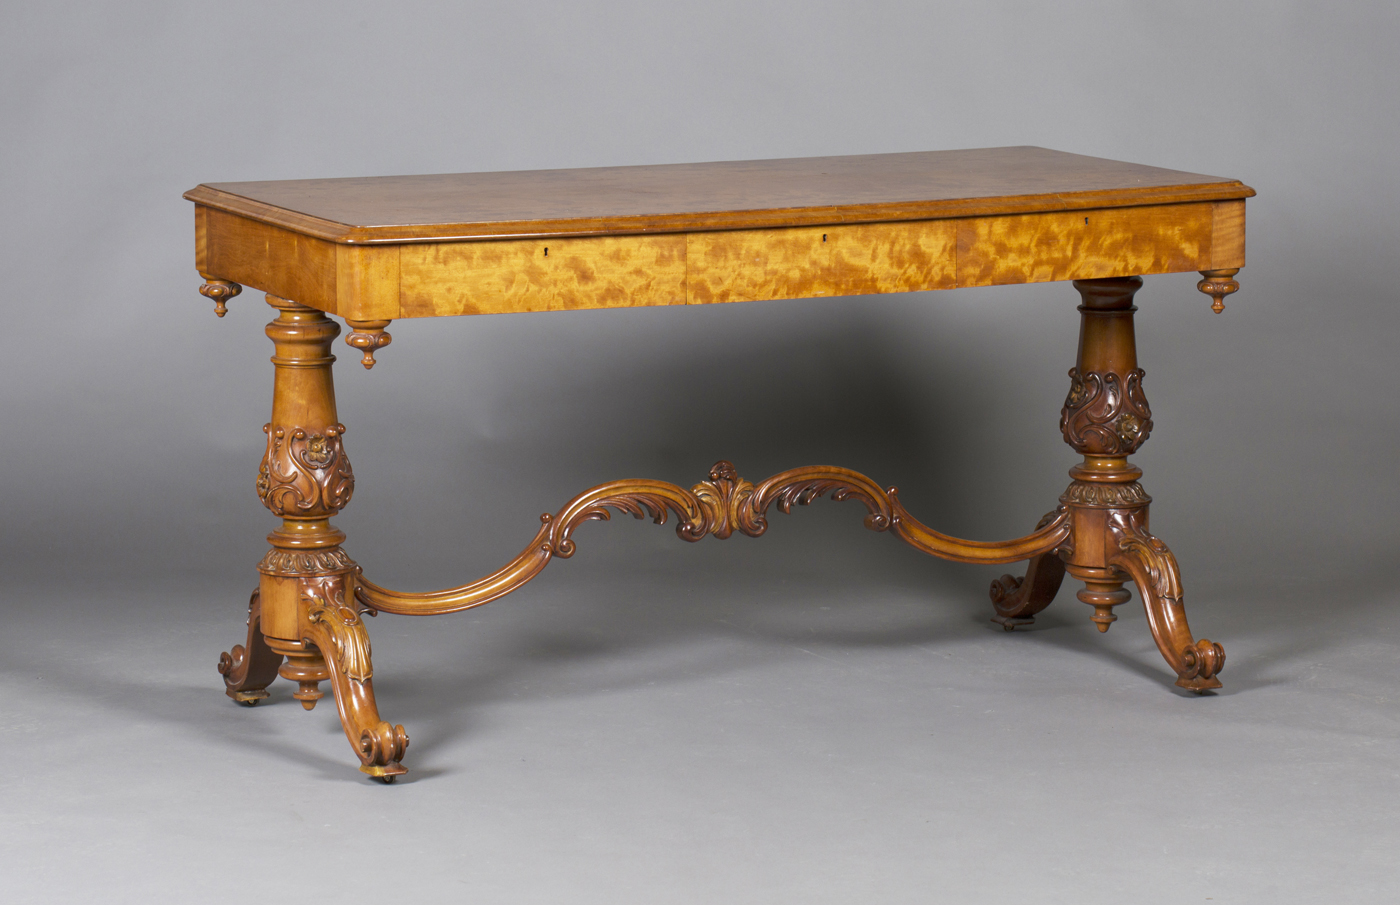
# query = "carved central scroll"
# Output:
<box><xmin>354</xmin><ymin>461</ymin><xmax>1071</xmax><ymax>617</ymax></box>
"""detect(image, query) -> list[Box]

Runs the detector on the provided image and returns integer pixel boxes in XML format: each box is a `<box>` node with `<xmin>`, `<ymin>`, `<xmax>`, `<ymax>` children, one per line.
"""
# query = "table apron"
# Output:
<box><xmin>196</xmin><ymin>200</ymin><xmax>1245</xmax><ymax>322</ymax></box>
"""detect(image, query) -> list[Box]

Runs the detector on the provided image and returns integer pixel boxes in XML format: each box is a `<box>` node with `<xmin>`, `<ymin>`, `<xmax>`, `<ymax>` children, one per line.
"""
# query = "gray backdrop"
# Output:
<box><xmin>2</xmin><ymin>2</ymin><xmax>1397</xmax><ymax>902</ymax></box>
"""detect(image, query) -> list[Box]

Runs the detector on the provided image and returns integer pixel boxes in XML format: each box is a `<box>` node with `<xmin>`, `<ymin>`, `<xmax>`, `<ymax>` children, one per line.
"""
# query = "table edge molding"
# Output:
<box><xmin>183</xmin><ymin>181</ymin><xmax>1256</xmax><ymax>245</ymax></box>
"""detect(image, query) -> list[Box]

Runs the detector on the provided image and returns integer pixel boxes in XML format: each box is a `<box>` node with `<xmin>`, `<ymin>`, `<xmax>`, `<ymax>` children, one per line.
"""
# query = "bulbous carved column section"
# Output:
<box><xmin>257</xmin><ymin>423</ymin><xmax>355</xmax><ymax>518</ymax></box>
<box><xmin>1060</xmin><ymin>276</ymin><xmax>1153</xmax><ymax>459</ymax></box>
<box><xmin>1061</xmin><ymin>368</ymin><xmax>1153</xmax><ymax>455</ymax></box>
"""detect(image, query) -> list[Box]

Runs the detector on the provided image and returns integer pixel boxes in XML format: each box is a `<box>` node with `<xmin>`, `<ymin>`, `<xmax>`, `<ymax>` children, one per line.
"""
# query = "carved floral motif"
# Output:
<box><xmin>258</xmin><ymin>423</ymin><xmax>354</xmax><ymax>517</ymax></box>
<box><xmin>538</xmin><ymin>461</ymin><xmax>896</xmax><ymax>560</ymax></box>
<box><xmin>690</xmin><ymin>461</ymin><xmax>757</xmax><ymax>539</ymax></box>
<box><xmin>1060</xmin><ymin>368</ymin><xmax>1153</xmax><ymax>456</ymax></box>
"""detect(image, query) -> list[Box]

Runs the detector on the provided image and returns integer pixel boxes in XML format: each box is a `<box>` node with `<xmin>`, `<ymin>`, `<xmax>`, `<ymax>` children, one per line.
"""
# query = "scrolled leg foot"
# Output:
<box><xmin>358</xmin><ymin>722</ymin><xmax>411</xmax><ymax>782</ymax></box>
<box><xmin>1177</xmin><ymin>638</ymin><xmax>1226</xmax><ymax>691</ymax></box>
<box><xmin>217</xmin><ymin>590</ymin><xmax>283</xmax><ymax>705</ymax></box>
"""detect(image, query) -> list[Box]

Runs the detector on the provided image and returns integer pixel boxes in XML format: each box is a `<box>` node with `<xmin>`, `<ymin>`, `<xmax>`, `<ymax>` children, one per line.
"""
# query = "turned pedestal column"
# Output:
<box><xmin>218</xmin><ymin>294</ymin><xmax>408</xmax><ymax>780</ymax></box>
<box><xmin>991</xmin><ymin>277</ymin><xmax>1225</xmax><ymax>690</ymax></box>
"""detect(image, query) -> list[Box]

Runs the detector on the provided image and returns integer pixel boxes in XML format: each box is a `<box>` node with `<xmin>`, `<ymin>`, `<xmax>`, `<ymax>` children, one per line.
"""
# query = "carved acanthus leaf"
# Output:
<box><xmin>1107</xmin><ymin>509</ymin><xmax>1182</xmax><ymax>601</ymax></box>
<box><xmin>1060</xmin><ymin>481</ymin><xmax>1152</xmax><ymax>509</ymax></box>
<box><xmin>259</xmin><ymin>548</ymin><xmax>357</xmax><ymax>576</ymax></box>
<box><xmin>536</xmin><ymin>461</ymin><xmax>896</xmax><ymax>561</ymax></box>
<box><xmin>691</xmin><ymin>460</ymin><xmax>757</xmax><ymax>539</ymax></box>
<box><xmin>304</xmin><ymin>577</ymin><xmax>372</xmax><ymax>682</ymax></box>
<box><xmin>1060</xmin><ymin>368</ymin><xmax>1154</xmax><ymax>456</ymax></box>
<box><xmin>258</xmin><ymin>423</ymin><xmax>355</xmax><ymax>517</ymax></box>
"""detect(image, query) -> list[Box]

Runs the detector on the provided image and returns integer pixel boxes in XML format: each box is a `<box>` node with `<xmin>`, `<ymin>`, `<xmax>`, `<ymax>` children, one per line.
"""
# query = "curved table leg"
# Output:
<box><xmin>1109</xmin><ymin>510</ymin><xmax>1224</xmax><ymax>690</ymax></box>
<box><xmin>302</xmin><ymin>577</ymin><xmax>408</xmax><ymax>782</ymax></box>
<box><xmin>217</xmin><ymin>590</ymin><xmax>283</xmax><ymax>705</ymax></box>
<box><xmin>988</xmin><ymin>510</ymin><xmax>1068</xmax><ymax>630</ymax></box>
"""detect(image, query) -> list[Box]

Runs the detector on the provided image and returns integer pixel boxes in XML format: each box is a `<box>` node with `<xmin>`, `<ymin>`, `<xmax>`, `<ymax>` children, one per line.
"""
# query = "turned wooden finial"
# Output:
<box><xmin>1197</xmin><ymin>269</ymin><xmax>1240</xmax><ymax>313</ymax></box>
<box><xmin>1076</xmin><ymin>577</ymin><xmax>1132</xmax><ymax>632</ymax></box>
<box><xmin>199</xmin><ymin>279</ymin><xmax>242</xmax><ymax>317</ymax></box>
<box><xmin>345</xmin><ymin>319</ymin><xmax>393</xmax><ymax>369</ymax></box>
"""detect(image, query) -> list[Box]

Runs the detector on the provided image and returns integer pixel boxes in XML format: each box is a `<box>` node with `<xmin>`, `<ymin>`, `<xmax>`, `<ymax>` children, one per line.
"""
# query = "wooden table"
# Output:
<box><xmin>185</xmin><ymin>147</ymin><xmax>1254</xmax><ymax>781</ymax></box>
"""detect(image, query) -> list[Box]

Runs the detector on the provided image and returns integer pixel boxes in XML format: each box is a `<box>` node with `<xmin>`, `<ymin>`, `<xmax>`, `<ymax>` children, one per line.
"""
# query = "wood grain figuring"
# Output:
<box><xmin>954</xmin><ymin>203</ymin><xmax>1213</xmax><ymax>287</ymax></box>
<box><xmin>335</xmin><ymin>245</ymin><xmax>400</xmax><ymax>322</ymax></box>
<box><xmin>185</xmin><ymin>147</ymin><xmax>1254</xmax><ymax>243</ymax></box>
<box><xmin>1210</xmin><ymin>200</ymin><xmax>1246</xmax><ymax>269</ymax></box>
<box><xmin>399</xmin><ymin>235</ymin><xmax>687</xmax><ymax>317</ymax></box>
<box><xmin>194</xmin><ymin>204</ymin><xmax>209</xmax><ymax>274</ymax></box>
<box><xmin>687</xmin><ymin>221</ymin><xmax>957</xmax><ymax>305</ymax></box>
<box><xmin>203</xmin><ymin>208</ymin><xmax>338</xmax><ymax>313</ymax></box>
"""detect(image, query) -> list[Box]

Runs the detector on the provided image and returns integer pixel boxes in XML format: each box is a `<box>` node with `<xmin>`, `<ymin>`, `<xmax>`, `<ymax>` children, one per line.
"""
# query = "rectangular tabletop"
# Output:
<box><xmin>185</xmin><ymin>147</ymin><xmax>1253</xmax><ymax>321</ymax></box>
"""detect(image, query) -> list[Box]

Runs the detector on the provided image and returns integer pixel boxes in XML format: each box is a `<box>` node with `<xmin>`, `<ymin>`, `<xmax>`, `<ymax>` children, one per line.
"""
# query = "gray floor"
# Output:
<box><xmin>4</xmin><ymin>534</ymin><xmax>1396</xmax><ymax>904</ymax></box>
